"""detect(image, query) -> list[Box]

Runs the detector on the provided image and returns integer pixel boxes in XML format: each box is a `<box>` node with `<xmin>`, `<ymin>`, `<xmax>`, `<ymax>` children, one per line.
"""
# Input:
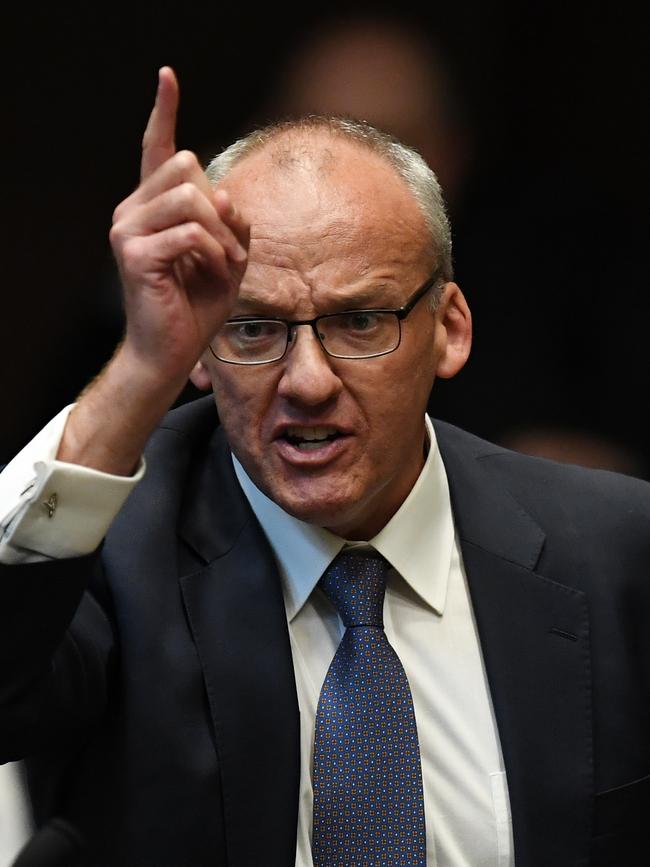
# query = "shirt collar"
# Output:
<box><xmin>232</xmin><ymin>414</ymin><xmax>454</xmax><ymax>620</ymax></box>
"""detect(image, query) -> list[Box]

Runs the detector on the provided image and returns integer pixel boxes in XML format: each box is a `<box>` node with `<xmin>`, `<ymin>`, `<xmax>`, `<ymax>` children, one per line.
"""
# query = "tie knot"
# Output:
<box><xmin>319</xmin><ymin>550</ymin><xmax>388</xmax><ymax>628</ymax></box>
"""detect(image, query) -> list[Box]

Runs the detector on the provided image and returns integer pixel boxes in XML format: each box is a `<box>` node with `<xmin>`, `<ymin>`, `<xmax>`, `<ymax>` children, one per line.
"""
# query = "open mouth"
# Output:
<box><xmin>282</xmin><ymin>426</ymin><xmax>344</xmax><ymax>451</ymax></box>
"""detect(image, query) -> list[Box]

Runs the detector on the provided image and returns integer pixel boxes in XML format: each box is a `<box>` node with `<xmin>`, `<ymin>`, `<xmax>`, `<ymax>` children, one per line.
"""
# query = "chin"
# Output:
<box><xmin>278</xmin><ymin>494</ymin><xmax>351</xmax><ymax>528</ymax></box>
<box><xmin>265</xmin><ymin>480</ymin><xmax>361</xmax><ymax>531</ymax></box>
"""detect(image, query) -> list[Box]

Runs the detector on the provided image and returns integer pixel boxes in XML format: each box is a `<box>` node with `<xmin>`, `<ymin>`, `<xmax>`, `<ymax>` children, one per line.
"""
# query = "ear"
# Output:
<box><xmin>189</xmin><ymin>359</ymin><xmax>213</xmax><ymax>391</ymax></box>
<box><xmin>434</xmin><ymin>282</ymin><xmax>472</xmax><ymax>379</ymax></box>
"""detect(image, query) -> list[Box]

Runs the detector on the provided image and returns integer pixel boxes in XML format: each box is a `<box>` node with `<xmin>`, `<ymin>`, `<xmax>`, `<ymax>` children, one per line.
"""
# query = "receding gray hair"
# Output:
<box><xmin>205</xmin><ymin>116</ymin><xmax>453</xmax><ymax>305</ymax></box>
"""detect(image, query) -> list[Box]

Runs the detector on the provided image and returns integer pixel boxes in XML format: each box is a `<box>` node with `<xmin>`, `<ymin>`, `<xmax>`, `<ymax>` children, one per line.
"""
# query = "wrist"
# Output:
<box><xmin>56</xmin><ymin>344</ymin><xmax>189</xmax><ymax>475</ymax></box>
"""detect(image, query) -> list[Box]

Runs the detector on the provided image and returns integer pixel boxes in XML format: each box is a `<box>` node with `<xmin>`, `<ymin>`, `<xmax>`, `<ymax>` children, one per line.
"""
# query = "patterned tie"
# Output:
<box><xmin>311</xmin><ymin>550</ymin><xmax>426</xmax><ymax>866</ymax></box>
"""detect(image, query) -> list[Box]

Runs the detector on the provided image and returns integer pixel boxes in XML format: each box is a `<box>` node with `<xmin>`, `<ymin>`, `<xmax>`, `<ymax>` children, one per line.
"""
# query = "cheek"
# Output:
<box><xmin>375</xmin><ymin>367</ymin><xmax>433</xmax><ymax>454</ymax></box>
<box><xmin>404</xmin><ymin>339</ymin><xmax>439</xmax><ymax>406</ymax></box>
<box><xmin>366</xmin><ymin>348</ymin><xmax>436</xmax><ymax>421</ymax></box>
<box><xmin>211</xmin><ymin>371</ymin><xmax>270</xmax><ymax>452</ymax></box>
<box><xmin>345</xmin><ymin>368</ymin><xmax>431</xmax><ymax>471</ymax></box>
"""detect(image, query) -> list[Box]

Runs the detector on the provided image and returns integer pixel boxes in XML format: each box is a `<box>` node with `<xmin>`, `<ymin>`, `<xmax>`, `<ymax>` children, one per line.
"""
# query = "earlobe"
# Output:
<box><xmin>189</xmin><ymin>359</ymin><xmax>213</xmax><ymax>391</ymax></box>
<box><xmin>434</xmin><ymin>283</ymin><xmax>472</xmax><ymax>379</ymax></box>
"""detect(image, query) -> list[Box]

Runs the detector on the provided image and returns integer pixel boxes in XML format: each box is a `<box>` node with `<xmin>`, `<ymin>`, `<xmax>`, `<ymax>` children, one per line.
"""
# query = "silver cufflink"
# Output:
<box><xmin>42</xmin><ymin>493</ymin><xmax>58</xmax><ymax>519</ymax></box>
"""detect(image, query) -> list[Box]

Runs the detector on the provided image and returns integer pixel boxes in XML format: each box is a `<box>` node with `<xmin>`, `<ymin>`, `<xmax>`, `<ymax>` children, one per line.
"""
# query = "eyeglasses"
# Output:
<box><xmin>209</xmin><ymin>273</ymin><xmax>441</xmax><ymax>365</ymax></box>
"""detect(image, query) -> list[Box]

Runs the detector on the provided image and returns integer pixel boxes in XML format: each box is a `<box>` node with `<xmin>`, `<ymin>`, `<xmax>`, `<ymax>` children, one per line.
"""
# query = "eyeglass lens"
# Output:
<box><xmin>213</xmin><ymin>311</ymin><xmax>401</xmax><ymax>363</ymax></box>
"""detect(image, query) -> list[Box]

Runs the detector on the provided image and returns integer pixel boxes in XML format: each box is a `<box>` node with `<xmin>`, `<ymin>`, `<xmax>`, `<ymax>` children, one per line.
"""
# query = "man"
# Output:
<box><xmin>0</xmin><ymin>67</ymin><xmax>648</xmax><ymax>867</ymax></box>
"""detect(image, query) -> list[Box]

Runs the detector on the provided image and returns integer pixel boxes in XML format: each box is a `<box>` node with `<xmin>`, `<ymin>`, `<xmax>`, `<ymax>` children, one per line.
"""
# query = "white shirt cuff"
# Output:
<box><xmin>0</xmin><ymin>404</ymin><xmax>144</xmax><ymax>564</ymax></box>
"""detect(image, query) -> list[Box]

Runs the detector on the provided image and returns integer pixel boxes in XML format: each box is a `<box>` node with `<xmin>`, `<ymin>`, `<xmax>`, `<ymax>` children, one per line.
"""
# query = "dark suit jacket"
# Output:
<box><xmin>1</xmin><ymin>396</ymin><xmax>648</xmax><ymax>866</ymax></box>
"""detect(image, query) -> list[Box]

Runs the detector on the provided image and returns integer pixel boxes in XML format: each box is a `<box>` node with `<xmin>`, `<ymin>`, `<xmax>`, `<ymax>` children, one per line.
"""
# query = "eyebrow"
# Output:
<box><xmin>234</xmin><ymin>283</ymin><xmax>402</xmax><ymax>316</ymax></box>
<box><xmin>232</xmin><ymin>296</ymin><xmax>284</xmax><ymax>316</ymax></box>
<box><xmin>332</xmin><ymin>284</ymin><xmax>400</xmax><ymax>309</ymax></box>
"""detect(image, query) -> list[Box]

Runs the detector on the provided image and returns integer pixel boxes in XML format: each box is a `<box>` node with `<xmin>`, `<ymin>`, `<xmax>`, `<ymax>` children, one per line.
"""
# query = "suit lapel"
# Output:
<box><xmin>436</xmin><ymin>423</ymin><xmax>594</xmax><ymax>867</ymax></box>
<box><xmin>178</xmin><ymin>429</ymin><xmax>300</xmax><ymax>867</ymax></box>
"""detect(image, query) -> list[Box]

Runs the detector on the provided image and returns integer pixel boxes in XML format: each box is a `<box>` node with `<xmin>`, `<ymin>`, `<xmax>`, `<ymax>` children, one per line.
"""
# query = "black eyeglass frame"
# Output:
<box><xmin>209</xmin><ymin>271</ymin><xmax>442</xmax><ymax>365</ymax></box>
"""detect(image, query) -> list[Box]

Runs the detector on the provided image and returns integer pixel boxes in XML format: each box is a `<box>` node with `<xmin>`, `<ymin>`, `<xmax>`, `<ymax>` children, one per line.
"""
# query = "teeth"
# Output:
<box><xmin>286</xmin><ymin>426</ymin><xmax>338</xmax><ymax>441</ymax></box>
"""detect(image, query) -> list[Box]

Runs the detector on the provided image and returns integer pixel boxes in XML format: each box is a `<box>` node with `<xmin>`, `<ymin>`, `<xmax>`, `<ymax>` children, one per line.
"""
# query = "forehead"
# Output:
<box><xmin>217</xmin><ymin>130</ymin><xmax>429</xmax><ymax>266</ymax></box>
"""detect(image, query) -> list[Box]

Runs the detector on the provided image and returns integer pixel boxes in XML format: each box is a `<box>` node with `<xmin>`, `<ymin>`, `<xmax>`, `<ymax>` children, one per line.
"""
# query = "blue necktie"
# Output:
<box><xmin>311</xmin><ymin>550</ymin><xmax>427</xmax><ymax>866</ymax></box>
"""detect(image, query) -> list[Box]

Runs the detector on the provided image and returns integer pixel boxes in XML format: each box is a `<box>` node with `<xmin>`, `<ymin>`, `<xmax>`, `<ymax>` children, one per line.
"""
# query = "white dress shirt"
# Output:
<box><xmin>0</xmin><ymin>762</ymin><xmax>33</xmax><ymax>867</ymax></box>
<box><xmin>0</xmin><ymin>405</ymin><xmax>144</xmax><ymax>563</ymax></box>
<box><xmin>0</xmin><ymin>409</ymin><xmax>514</xmax><ymax>866</ymax></box>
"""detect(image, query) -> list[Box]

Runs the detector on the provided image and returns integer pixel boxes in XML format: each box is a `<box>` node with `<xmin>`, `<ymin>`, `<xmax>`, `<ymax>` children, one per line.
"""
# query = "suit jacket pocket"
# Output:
<box><xmin>590</xmin><ymin>774</ymin><xmax>649</xmax><ymax>867</ymax></box>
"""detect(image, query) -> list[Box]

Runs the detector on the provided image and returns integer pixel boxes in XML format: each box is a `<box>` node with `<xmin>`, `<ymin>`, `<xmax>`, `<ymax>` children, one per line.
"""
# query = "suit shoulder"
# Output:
<box><xmin>141</xmin><ymin>395</ymin><xmax>219</xmax><ymax>459</ymax></box>
<box><xmin>432</xmin><ymin>418</ymin><xmax>650</xmax><ymax>533</ymax></box>
<box><xmin>156</xmin><ymin>394</ymin><xmax>219</xmax><ymax>438</ymax></box>
<box><xmin>123</xmin><ymin>396</ymin><xmax>224</xmax><ymax>501</ymax></box>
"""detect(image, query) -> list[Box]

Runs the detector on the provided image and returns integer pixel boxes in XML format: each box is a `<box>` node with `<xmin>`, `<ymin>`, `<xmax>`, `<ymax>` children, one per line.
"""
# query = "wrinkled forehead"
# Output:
<box><xmin>217</xmin><ymin>130</ymin><xmax>427</xmax><ymax>242</ymax></box>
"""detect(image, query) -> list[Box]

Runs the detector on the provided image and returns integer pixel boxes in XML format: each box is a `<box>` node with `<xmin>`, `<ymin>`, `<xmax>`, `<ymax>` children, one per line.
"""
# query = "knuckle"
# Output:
<box><xmin>183</xmin><ymin>221</ymin><xmax>203</xmax><ymax>245</ymax></box>
<box><xmin>109</xmin><ymin>222</ymin><xmax>125</xmax><ymax>249</ymax></box>
<box><xmin>111</xmin><ymin>203</ymin><xmax>125</xmax><ymax>225</ymax></box>
<box><xmin>120</xmin><ymin>237</ymin><xmax>146</xmax><ymax>270</ymax></box>
<box><xmin>174</xmin><ymin>149</ymin><xmax>198</xmax><ymax>174</ymax></box>
<box><xmin>178</xmin><ymin>182</ymin><xmax>198</xmax><ymax>206</ymax></box>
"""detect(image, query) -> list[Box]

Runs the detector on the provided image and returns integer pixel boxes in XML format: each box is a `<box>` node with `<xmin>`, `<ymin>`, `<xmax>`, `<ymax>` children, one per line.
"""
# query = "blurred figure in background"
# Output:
<box><xmin>254</xmin><ymin>13</ymin><xmax>475</xmax><ymax>218</ymax></box>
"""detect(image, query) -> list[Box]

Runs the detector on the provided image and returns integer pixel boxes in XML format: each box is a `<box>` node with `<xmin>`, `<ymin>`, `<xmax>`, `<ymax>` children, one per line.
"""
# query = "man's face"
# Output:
<box><xmin>195</xmin><ymin>134</ymin><xmax>466</xmax><ymax>539</ymax></box>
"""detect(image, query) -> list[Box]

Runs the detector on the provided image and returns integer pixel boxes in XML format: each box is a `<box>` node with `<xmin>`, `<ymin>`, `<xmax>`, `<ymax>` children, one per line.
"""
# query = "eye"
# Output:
<box><xmin>240</xmin><ymin>322</ymin><xmax>263</xmax><ymax>338</ymax></box>
<box><xmin>232</xmin><ymin>321</ymin><xmax>280</xmax><ymax>340</ymax></box>
<box><xmin>342</xmin><ymin>311</ymin><xmax>380</xmax><ymax>331</ymax></box>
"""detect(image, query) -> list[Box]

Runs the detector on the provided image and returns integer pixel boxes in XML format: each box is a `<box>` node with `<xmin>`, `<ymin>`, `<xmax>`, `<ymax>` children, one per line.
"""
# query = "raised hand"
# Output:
<box><xmin>110</xmin><ymin>66</ymin><xmax>249</xmax><ymax>382</ymax></box>
<box><xmin>58</xmin><ymin>68</ymin><xmax>247</xmax><ymax>474</ymax></box>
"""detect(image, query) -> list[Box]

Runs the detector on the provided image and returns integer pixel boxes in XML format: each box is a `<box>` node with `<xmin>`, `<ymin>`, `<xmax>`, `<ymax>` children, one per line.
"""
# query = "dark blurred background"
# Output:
<box><xmin>4</xmin><ymin>0</ymin><xmax>648</xmax><ymax>477</ymax></box>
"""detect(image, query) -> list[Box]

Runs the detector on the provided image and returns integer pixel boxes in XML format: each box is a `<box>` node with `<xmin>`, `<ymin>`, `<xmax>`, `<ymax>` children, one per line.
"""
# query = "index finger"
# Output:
<box><xmin>140</xmin><ymin>66</ymin><xmax>179</xmax><ymax>182</ymax></box>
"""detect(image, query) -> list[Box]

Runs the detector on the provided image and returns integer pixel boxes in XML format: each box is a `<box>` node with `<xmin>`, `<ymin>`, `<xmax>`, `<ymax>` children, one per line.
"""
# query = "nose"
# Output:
<box><xmin>277</xmin><ymin>324</ymin><xmax>343</xmax><ymax>406</ymax></box>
